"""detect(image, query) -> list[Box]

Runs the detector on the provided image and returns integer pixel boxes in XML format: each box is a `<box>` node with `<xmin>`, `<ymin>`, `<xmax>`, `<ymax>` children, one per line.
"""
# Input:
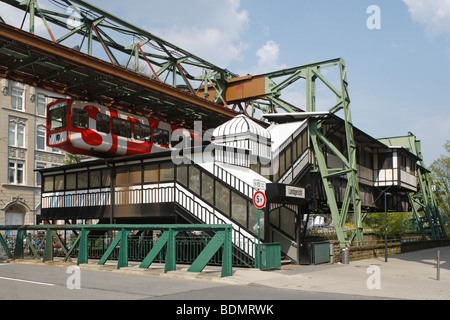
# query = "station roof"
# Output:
<box><xmin>263</xmin><ymin>111</ymin><xmax>390</xmax><ymax>150</ymax></box>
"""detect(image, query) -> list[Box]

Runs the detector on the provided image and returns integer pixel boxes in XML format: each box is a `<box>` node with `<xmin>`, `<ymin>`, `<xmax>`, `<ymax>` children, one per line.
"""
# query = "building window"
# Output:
<box><xmin>8</xmin><ymin>121</ymin><xmax>25</xmax><ymax>148</ymax></box>
<box><xmin>36</xmin><ymin>94</ymin><xmax>47</xmax><ymax>117</ymax></box>
<box><xmin>36</xmin><ymin>163</ymin><xmax>45</xmax><ymax>186</ymax></box>
<box><xmin>8</xmin><ymin>160</ymin><xmax>25</xmax><ymax>184</ymax></box>
<box><xmin>37</xmin><ymin>125</ymin><xmax>46</xmax><ymax>150</ymax></box>
<box><xmin>11</xmin><ymin>87</ymin><xmax>24</xmax><ymax>111</ymax></box>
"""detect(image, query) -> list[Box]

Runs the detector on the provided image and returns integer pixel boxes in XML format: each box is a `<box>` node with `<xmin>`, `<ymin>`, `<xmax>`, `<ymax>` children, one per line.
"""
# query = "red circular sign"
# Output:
<box><xmin>253</xmin><ymin>191</ymin><xmax>266</xmax><ymax>209</ymax></box>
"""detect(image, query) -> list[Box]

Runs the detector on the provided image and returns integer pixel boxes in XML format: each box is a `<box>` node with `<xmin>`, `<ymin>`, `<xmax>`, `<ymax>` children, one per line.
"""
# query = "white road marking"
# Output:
<box><xmin>0</xmin><ymin>276</ymin><xmax>55</xmax><ymax>286</ymax></box>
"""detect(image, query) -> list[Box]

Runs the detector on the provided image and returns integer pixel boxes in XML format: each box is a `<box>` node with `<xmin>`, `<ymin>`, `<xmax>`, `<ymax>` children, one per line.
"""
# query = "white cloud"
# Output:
<box><xmin>146</xmin><ymin>0</ymin><xmax>249</xmax><ymax>68</ymax></box>
<box><xmin>240</xmin><ymin>40</ymin><xmax>287</xmax><ymax>76</ymax></box>
<box><xmin>256</xmin><ymin>40</ymin><xmax>283</xmax><ymax>71</ymax></box>
<box><xmin>403</xmin><ymin>0</ymin><xmax>450</xmax><ymax>36</ymax></box>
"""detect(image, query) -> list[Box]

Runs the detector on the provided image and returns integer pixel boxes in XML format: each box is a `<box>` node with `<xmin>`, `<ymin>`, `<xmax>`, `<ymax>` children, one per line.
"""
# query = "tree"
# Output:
<box><xmin>429</xmin><ymin>140</ymin><xmax>450</xmax><ymax>225</ymax></box>
<box><xmin>363</xmin><ymin>212</ymin><xmax>411</xmax><ymax>239</ymax></box>
<box><xmin>64</xmin><ymin>154</ymin><xmax>82</xmax><ymax>165</ymax></box>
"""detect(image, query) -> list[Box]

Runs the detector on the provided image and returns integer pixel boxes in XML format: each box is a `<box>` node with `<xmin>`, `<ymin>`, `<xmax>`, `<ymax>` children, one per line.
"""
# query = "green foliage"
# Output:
<box><xmin>363</xmin><ymin>211</ymin><xmax>412</xmax><ymax>239</ymax></box>
<box><xmin>64</xmin><ymin>154</ymin><xmax>82</xmax><ymax>165</ymax></box>
<box><xmin>429</xmin><ymin>140</ymin><xmax>450</xmax><ymax>226</ymax></box>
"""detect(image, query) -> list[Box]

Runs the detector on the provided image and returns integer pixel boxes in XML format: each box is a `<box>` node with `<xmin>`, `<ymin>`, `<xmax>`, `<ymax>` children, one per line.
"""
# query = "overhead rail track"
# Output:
<box><xmin>0</xmin><ymin>22</ymin><xmax>241</xmax><ymax>129</ymax></box>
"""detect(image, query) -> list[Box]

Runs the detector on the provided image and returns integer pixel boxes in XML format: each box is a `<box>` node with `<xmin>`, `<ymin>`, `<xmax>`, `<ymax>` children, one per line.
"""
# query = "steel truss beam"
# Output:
<box><xmin>0</xmin><ymin>0</ymin><xmax>235</xmax><ymax>107</ymax></box>
<box><xmin>304</xmin><ymin>59</ymin><xmax>362</xmax><ymax>246</ymax></box>
<box><xmin>253</xmin><ymin>58</ymin><xmax>363</xmax><ymax>246</ymax></box>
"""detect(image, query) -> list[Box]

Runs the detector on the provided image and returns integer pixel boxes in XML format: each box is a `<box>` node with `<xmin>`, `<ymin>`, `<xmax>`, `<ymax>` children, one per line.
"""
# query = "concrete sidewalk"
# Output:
<box><xmin>230</xmin><ymin>246</ymin><xmax>450</xmax><ymax>300</ymax></box>
<box><xmin>3</xmin><ymin>246</ymin><xmax>449</xmax><ymax>300</ymax></box>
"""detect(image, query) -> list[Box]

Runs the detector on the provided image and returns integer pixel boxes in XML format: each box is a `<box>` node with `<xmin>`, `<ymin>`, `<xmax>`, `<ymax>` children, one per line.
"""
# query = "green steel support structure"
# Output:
<box><xmin>254</xmin><ymin>59</ymin><xmax>362</xmax><ymax>246</ymax></box>
<box><xmin>0</xmin><ymin>224</ymin><xmax>234</xmax><ymax>277</ymax></box>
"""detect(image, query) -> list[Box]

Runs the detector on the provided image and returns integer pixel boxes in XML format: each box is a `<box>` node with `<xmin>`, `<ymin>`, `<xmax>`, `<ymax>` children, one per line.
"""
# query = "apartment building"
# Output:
<box><xmin>0</xmin><ymin>78</ymin><xmax>65</xmax><ymax>229</ymax></box>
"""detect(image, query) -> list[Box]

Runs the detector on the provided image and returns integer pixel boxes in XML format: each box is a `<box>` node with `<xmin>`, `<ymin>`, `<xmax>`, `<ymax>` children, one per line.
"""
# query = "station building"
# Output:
<box><xmin>37</xmin><ymin>112</ymin><xmax>421</xmax><ymax>263</ymax></box>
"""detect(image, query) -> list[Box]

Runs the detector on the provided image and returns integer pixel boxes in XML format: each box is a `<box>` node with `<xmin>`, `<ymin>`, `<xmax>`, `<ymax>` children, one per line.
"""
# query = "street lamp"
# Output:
<box><xmin>384</xmin><ymin>192</ymin><xmax>392</xmax><ymax>262</ymax></box>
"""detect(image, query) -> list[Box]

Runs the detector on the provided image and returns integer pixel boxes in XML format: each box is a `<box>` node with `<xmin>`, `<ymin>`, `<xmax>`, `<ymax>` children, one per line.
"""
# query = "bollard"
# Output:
<box><xmin>437</xmin><ymin>250</ymin><xmax>440</xmax><ymax>281</ymax></box>
<box><xmin>341</xmin><ymin>247</ymin><xmax>349</xmax><ymax>264</ymax></box>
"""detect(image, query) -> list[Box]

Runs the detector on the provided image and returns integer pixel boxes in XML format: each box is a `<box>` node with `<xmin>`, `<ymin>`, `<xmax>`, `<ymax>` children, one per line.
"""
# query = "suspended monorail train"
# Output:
<box><xmin>47</xmin><ymin>99</ymin><xmax>197</xmax><ymax>157</ymax></box>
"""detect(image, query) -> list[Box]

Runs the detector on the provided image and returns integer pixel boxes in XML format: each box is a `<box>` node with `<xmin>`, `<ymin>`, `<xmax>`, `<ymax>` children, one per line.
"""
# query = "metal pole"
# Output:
<box><xmin>384</xmin><ymin>192</ymin><xmax>387</xmax><ymax>262</ymax></box>
<box><xmin>257</xmin><ymin>208</ymin><xmax>261</xmax><ymax>269</ymax></box>
<box><xmin>437</xmin><ymin>250</ymin><xmax>440</xmax><ymax>281</ymax></box>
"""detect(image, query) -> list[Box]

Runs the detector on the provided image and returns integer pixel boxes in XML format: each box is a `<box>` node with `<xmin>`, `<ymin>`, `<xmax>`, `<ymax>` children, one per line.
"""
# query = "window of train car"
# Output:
<box><xmin>96</xmin><ymin>113</ymin><xmax>110</xmax><ymax>133</ymax></box>
<box><xmin>111</xmin><ymin>117</ymin><xmax>132</xmax><ymax>138</ymax></box>
<box><xmin>49</xmin><ymin>105</ymin><xmax>67</xmax><ymax>131</ymax></box>
<box><xmin>153</xmin><ymin>128</ymin><xmax>170</xmax><ymax>147</ymax></box>
<box><xmin>72</xmin><ymin>109</ymin><xmax>89</xmax><ymax>129</ymax></box>
<box><xmin>133</xmin><ymin>123</ymin><xmax>151</xmax><ymax>141</ymax></box>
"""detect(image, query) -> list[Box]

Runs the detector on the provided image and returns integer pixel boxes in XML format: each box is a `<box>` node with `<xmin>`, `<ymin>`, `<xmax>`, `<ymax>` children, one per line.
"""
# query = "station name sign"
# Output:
<box><xmin>285</xmin><ymin>186</ymin><xmax>305</xmax><ymax>199</ymax></box>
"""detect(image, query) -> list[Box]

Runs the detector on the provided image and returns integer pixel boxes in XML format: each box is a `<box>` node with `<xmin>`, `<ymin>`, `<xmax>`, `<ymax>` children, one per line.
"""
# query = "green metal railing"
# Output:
<box><xmin>0</xmin><ymin>224</ymin><xmax>233</xmax><ymax>277</ymax></box>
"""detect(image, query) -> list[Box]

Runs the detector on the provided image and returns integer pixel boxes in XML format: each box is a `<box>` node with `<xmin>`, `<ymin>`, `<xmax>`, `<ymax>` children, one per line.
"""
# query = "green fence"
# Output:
<box><xmin>0</xmin><ymin>224</ymin><xmax>236</xmax><ymax>277</ymax></box>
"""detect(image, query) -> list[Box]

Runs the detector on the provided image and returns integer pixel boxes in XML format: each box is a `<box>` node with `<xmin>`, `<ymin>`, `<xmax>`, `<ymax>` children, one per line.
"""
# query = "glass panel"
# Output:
<box><xmin>37</xmin><ymin>94</ymin><xmax>46</xmax><ymax>116</ymax></box>
<box><xmin>102</xmin><ymin>169</ymin><xmax>111</xmax><ymax>187</ymax></box>
<box><xmin>231</xmin><ymin>191</ymin><xmax>247</xmax><ymax>227</ymax></box>
<box><xmin>66</xmin><ymin>173</ymin><xmax>77</xmax><ymax>190</ymax></box>
<box><xmin>279</xmin><ymin>150</ymin><xmax>285</xmax><ymax>176</ymax></box>
<box><xmin>16</xmin><ymin>161</ymin><xmax>24</xmax><ymax>184</ymax></box>
<box><xmin>144</xmin><ymin>163</ymin><xmax>158</xmax><ymax>183</ymax></box>
<box><xmin>133</xmin><ymin>123</ymin><xmax>151</xmax><ymax>141</ymax></box>
<box><xmin>115</xmin><ymin>167</ymin><xmax>129</xmax><ymax>186</ymax></box>
<box><xmin>269</xmin><ymin>208</ymin><xmax>280</xmax><ymax>228</ymax></box>
<box><xmin>96</xmin><ymin>113</ymin><xmax>110</xmax><ymax>134</ymax></box>
<box><xmin>160</xmin><ymin>162</ymin><xmax>174</xmax><ymax>181</ymax></box>
<box><xmin>215</xmin><ymin>180</ymin><xmax>229</xmax><ymax>215</ymax></box>
<box><xmin>54</xmin><ymin>174</ymin><xmax>64</xmax><ymax>191</ymax></box>
<box><xmin>286</xmin><ymin>145</ymin><xmax>291</xmax><ymax>169</ymax></box>
<box><xmin>129</xmin><ymin>166</ymin><xmax>142</xmax><ymax>185</ymax></box>
<box><xmin>378</xmin><ymin>153</ymin><xmax>392</xmax><ymax>170</ymax></box>
<box><xmin>201</xmin><ymin>172</ymin><xmax>214</xmax><ymax>204</ymax></box>
<box><xmin>176</xmin><ymin>165</ymin><xmax>188</xmax><ymax>186</ymax></box>
<box><xmin>17</xmin><ymin>124</ymin><xmax>24</xmax><ymax>148</ymax></box>
<box><xmin>248</xmin><ymin>203</ymin><xmax>260</xmax><ymax>235</ymax></box>
<box><xmin>11</xmin><ymin>87</ymin><xmax>23</xmax><ymax>110</ymax></box>
<box><xmin>280</xmin><ymin>207</ymin><xmax>296</xmax><ymax>239</ymax></box>
<box><xmin>77</xmin><ymin>171</ymin><xmax>88</xmax><ymax>189</ymax></box>
<box><xmin>43</xmin><ymin>176</ymin><xmax>54</xmax><ymax>192</ymax></box>
<box><xmin>8</xmin><ymin>161</ymin><xmax>15</xmax><ymax>183</ymax></box>
<box><xmin>37</xmin><ymin>126</ymin><xmax>45</xmax><ymax>150</ymax></box>
<box><xmin>89</xmin><ymin>170</ymin><xmax>101</xmax><ymax>188</ymax></box>
<box><xmin>153</xmin><ymin>128</ymin><xmax>169</xmax><ymax>147</ymax></box>
<box><xmin>72</xmin><ymin>108</ymin><xmax>89</xmax><ymax>129</ymax></box>
<box><xmin>49</xmin><ymin>105</ymin><xmax>67</xmax><ymax>131</ymax></box>
<box><xmin>301</xmin><ymin>130</ymin><xmax>307</xmax><ymax>153</ymax></box>
<box><xmin>8</xmin><ymin>122</ymin><xmax>15</xmax><ymax>146</ymax></box>
<box><xmin>112</xmin><ymin>117</ymin><xmax>132</xmax><ymax>138</ymax></box>
<box><xmin>189</xmin><ymin>166</ymin><xmax>200</xmax><ymax>195</ymax></box>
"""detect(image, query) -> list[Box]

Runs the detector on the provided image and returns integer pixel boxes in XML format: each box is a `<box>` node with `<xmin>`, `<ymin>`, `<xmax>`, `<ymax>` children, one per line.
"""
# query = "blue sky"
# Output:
<box><xmin>1</xmin><ymin>0</ymin><xmax>449</xmax><ymax>165</ymax></box>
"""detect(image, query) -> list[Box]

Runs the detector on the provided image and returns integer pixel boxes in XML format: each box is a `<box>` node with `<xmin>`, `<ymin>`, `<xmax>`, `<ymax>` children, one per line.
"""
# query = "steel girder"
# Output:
<box><xmin>0</xmin><ymin>0</ymin><xmax>236</xmax><ymax>107</ymax></box>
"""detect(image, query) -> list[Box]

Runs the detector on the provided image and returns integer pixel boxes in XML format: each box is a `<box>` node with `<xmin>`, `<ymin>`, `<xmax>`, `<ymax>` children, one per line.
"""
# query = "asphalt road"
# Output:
<box><xmin>0</xmin><ymin>263</ymin><xmax>379</xmax><ymax>302</ymax></box>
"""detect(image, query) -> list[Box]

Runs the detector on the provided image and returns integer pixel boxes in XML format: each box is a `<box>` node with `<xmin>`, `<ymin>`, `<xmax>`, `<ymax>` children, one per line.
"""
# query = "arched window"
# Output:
<box><xmin>5</xmin><ymin>203</ymin><xmax>26</xmax><ymax>236</ymax></box>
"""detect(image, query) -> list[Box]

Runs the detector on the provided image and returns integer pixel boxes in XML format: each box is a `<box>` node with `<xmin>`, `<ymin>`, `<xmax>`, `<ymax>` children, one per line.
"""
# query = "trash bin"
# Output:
<box><xmin>258</xmin><ymin>243</ymin><xmax>281</xmax><ymax>270</ymax></box>
<box><xmin>341</xmin><ymin>247</ymin><xmax>349</xmax><ymax>264</ymax></box>
<box><xmin>299</xmin><ymin>242</ymin><xmax>330</xmax><ymax>265</ymax></box>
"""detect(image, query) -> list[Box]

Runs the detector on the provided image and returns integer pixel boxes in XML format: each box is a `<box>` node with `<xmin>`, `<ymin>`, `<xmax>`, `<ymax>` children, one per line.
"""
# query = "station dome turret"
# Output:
<box><xmin>212</xmin><ymin>115</ymin><xmax>272</xmax><ymax>159</ymax></box>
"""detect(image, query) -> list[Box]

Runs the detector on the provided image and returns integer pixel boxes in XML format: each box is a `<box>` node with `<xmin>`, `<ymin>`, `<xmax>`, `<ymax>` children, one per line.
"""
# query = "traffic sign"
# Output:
<box><xmin>253</xmin><ymin>190</ymin><xmax>266</xmax><ymax>209</ymax></box>
<box><xmin>253</xmin><ymin>179</ymin><xmax>266</xmax><ymax>190</ymax></box>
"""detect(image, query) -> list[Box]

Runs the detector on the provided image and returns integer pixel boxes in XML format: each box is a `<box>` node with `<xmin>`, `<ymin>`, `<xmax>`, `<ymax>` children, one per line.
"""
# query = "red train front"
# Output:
<box><xmin>47</xmin><ymin>99</ymin><xmax>194</xmax><ymax>157</ymax></box>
